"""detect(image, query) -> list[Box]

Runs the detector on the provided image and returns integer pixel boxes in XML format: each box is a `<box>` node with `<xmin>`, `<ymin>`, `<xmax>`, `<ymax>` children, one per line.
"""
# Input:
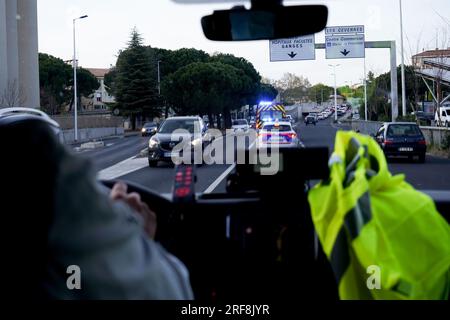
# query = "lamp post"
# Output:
<box><xmin>399</xmin><ymin>0</ymin><xmax>407</xmax><ymax>118</ymax></box>
<box><xmin>73</xmin><ymin>14</ymin><xmax>88</xmax><ymax>142</ymax></box>
<box><xmin>157</xmin><ymin>60</ymin><xmax>161</xmax><ymax>95</ymax></box>
<box><xmin>329</xmin><ymin>64</ymin><xmax>340</xmax><ymax>122</ymax></box>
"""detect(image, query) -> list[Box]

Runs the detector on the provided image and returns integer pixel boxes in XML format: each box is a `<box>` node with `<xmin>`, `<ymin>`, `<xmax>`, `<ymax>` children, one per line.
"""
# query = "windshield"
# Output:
<box><xmin>233</xmin><ymin>120</ymin><xmax>248</xmax><ymax>126</ymax></box>
<box><xmin>262</xmin><ymin>125</ymin><xmax>292</xmax><ymax>132</ymax></box>
<box><xmin>159</xmin><ymin>119</ymin><xmax>200</xmax><ymax>134</ymax></box>
<box><xmin>387</xmin><ymin>124</ymin><xmax>422</xmax><ymax>137</ymax></box>
<box><xmin>3</xmin><ymin>0</ymin><xmax>450</xmax><ymax>303</ymax></box>
<box><xmin>260</xmin><ymin>110</ymin><xmax>283</xmax><ymax>121</ymax></box>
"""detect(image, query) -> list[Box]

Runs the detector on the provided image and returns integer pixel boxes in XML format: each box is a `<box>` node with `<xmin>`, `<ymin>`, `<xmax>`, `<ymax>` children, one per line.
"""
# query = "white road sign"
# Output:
<box><xmin>326</xmin><ymin>32</ymin><xmax>365</xmax><ymax>59</ymax></box>
<box><xmin>270</xmin><ymin>35</ymin><xmax>316</xmax><ymax>62</ymax></box>
<box><xmin>325</xmin><ymin>25</ymin><xmax>365</xmax><ymax>35</ymax></box>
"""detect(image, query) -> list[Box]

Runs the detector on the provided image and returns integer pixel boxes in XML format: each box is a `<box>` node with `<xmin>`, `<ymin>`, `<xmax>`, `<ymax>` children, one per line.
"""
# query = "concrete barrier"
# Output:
<box><xmin>52</xmin><ymin>114</ymin><xmax>123</xmax><ymax>130</ymax></box>
<box><xmin>349</xmin><ymin>120</ymin><xmax>384</xmax><ymax>136</ymax></box>
<box><xmin>62</xmin><ymin>127</ymin><xmax>125</xmax><ymax>145</ymax></box>
<box><xmin>420</xmin><ymin>126</ymin><xmax>450</xmax><ymax>149</ymax></box>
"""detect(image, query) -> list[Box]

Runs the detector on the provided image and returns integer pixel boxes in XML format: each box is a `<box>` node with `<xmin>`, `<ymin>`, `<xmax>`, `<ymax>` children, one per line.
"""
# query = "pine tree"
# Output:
<box><xmin>115</xmin><ymin>28</ymin><xmax>159</xmax><ymax>129</ymax></box>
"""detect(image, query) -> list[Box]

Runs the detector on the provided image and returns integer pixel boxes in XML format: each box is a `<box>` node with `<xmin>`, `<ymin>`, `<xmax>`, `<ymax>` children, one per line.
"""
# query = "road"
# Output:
<box><xmin>299</xmin><ymin>117</ymin><xmax>450</xmax><ymax>190</ymax></box>
<box><xmin>78</xmin><ymin>119</ymin><xmax>450</xmax><ymax>195</ymax></box>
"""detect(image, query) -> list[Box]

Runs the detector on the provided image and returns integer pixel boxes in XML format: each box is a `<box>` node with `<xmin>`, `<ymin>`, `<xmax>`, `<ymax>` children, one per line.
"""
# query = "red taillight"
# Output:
<box><xmin>384</xmin><ymin>139</ymin><xmax>394</xmax><ymax>145</ymax></box>
<box><xmin>280</xmin><ymin>133</ymin><xmax>297</xmax><ymax>139</ymax></box>
<box><xmin>418</xmin><ymin>139</ymin><xmax>427</xmax><ymax>145</ymax></box>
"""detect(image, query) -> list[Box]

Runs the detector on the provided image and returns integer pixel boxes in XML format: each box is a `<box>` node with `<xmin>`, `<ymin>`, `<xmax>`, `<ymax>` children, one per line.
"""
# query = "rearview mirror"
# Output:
<box><xmin>202</xmin><ymin>5</ymin><xmax>328</xmax><ymax>41</ymax></box>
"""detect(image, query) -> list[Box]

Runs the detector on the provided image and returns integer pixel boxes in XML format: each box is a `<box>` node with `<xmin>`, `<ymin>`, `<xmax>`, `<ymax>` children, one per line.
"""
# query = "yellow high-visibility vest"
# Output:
<box><xmin>308</xmin><ymin>131</ymin><xmax>450</xmax><ymax>300</ymax></box>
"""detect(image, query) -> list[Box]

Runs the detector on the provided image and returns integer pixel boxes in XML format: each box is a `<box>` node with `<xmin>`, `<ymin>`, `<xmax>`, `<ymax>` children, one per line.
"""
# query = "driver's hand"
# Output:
<box><xmin>110</xmin><ymin>182</ymin><xmax>157</xmax><ymax>240</ymax></box>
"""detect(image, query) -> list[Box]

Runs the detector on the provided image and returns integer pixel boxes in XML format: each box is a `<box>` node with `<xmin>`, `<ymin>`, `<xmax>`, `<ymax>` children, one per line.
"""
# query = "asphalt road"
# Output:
<box><xmin>298</xmin><ymin>117</ymin><xmax>450</xmax><ymax>190</ymax></box>
<box><xmin>80</xmin><ymin>119</ymin><xmax>450</xmax><ymax>195</ymax></box>
<box><xmin>76</xmin><ymin>135</ymin><xmax>149</xmax><ymax>172</ymax></box>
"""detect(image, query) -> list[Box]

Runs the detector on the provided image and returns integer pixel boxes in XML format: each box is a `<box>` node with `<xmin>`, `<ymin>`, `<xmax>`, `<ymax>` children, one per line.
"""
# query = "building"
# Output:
<box><xmin>85</xmin><ymin>68</ymin><xmax>115</xmax><ymax>111</ymax></box>
<box><xmin>412</xmin><ymin>49</ymin><xmax>450</xmax><ymax>69</ymax></box>
<box><xmin>329</xmin><ymin>94</ymin><xmax>346</xmax><ymax>105</ymax></box>
<box><xmin>0</xmin><ymin>0</ymin><xmax>40</xmax><ymax>108</ymax></box>
<box><xmin>413</xmin><ymin>49</ymin><xmax>450</xmax><ymax>114</ymax></box>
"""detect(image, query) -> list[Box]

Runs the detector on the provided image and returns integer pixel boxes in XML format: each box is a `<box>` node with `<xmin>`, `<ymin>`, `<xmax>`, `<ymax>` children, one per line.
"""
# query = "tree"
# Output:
<box><xmin>275</xmin><ymin>72</ymin><xmax>311</xmax><ymax>91</ymax></box>
<box><xmin>209</xmin><ymin>53</ymin><xmax>262</xmax><ymax>107</ymax></box>
<box><xmin>308</xmin><ymin>84</ymin><xmax>334</xmax><ymax>104</ymax></box>
<box><xmin>147</xmin><ymin>47</ymin><xmax>210</xmax><ymax>117</ymax></box>
<box><xmin>365</xmin><ymin>65</ymin><xmax>428</xmax><ymax>121</ymax></box>
<box><xmin>272</xmin><ymin>73</ymin><xmax>311</xmax><ymax>104</ymax></box>
<box><xmin>72</xmin><ymin>68</ymin><xmax>101</xmax><ymax>111</ymax></box>
<box><xmin>0</xmin><ymin>80</ymin><xmax>26</xmax><ymax>108</ymax></box>
<box><xmin>162</xmin><ymin>62</ymin><xmax>250</xmax><ymax>128</ymax></box>
<box><xmin>259</xmin><ymin>83</ymin><xmax>278</xmax><ymax>102</ymax></box>
<box><xmin>39</xmin><ymin>53</ymin><xmax>71</xmax><ymax>114</ymax></box>
<box><xmin>39</xmin><ymin>53</ymin><xmax>98</xmax><ymax>115</ymax></box>
<box><xmin>113</xmin><ymin>28</ymin><xmax>160</xmax><ymax>129</ymax></box>
<box><xmin>151</xmin><ymin>48</ymin><xmax>209</xmax><ymax>76</ymax></box>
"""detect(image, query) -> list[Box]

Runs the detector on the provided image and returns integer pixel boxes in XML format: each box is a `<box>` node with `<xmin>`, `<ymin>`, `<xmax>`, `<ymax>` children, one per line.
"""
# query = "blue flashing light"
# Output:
<box><xmin>259</xmin><ymin>101</ymin><xmax>273</xmax><ymax>106</ymax></box>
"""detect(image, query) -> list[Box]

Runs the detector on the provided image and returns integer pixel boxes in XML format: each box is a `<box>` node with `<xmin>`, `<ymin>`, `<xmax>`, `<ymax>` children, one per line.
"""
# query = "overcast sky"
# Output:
<box><xmin>37</xmin><ymin>0</ymin><xmax>450</xmax><ymax>87</ymax></box>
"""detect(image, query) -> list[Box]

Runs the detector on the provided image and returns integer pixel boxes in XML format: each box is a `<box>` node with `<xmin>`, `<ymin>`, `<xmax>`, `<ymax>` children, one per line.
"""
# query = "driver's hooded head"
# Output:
<box><xmin>0</xmin><ymin>111</ymin><xmax>65</xmax><ymax>299</ymax></box>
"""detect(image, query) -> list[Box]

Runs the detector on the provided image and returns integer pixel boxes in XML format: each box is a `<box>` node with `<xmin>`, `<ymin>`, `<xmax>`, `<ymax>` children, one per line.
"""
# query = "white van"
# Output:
<box><xmin>435</xmin><ymin>105</ymin><xmax>450</xmax><ymax>127</ymax></box>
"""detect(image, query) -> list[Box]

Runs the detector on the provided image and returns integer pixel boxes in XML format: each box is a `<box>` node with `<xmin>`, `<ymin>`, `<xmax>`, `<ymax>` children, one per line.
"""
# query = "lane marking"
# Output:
<box><xmin>203</xmin><ymin>140</ymin><xmax>256</xmax><ymax>194</ymax></box>
<box><xmin>97</xmin><ymin>133</ymin><xmax>255</xmax><ymax>187</ymax></box>
<box><xmin>97</xmin><ymin>156</ymin><xmax>148</xmax><ymax>180</ymax></box>
<box><xmin>203</xmin><ymin>164</ymin><xmax>236</xmax><ymax>194</ymax></box>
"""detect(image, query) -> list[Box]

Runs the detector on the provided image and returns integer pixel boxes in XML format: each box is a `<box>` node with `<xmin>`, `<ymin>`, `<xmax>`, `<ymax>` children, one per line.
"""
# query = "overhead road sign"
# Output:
<box><xmin>325</xmin><ymin>34</ymin><xmax>366</xmax><ymax>59</ymax></box>
<box><xmin>325</xmin><ymin>25</ymin><xmax>365</xmax><ymax>35</ymax></box>
<box><xmin>325</xmin><ymin>25</ymin><xmax>365</xmax><ymax>59</ymax></box>
<box><xmin>270</xmin><ymin>35</ymin><xmax>316</xmax><ymax>62</ymax></box>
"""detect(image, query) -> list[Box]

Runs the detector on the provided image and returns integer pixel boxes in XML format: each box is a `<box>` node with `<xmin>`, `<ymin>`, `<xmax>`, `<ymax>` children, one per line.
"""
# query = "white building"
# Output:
<box><xmin>85</xmin><ymin>68</ymin><xmax>115</xmax><ymax>111</ymax></box>
<box><xmin>0</xmin><ymin>0</ymin><xmax>40</xmax><ymax>108</ymax></box>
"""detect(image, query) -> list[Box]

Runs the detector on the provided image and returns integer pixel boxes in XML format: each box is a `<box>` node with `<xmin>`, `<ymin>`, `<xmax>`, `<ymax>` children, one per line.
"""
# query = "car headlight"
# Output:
<box><xmin>149</xmin><ymin>138</ymin><xmax>159</xmax><ymax>148</ymax></box>
<box><xmin>142</xmin><ymin>128</ymin><xmax>147</xmax><ymax>133</ymax></box>
<box><xmin>191</xmin><ymin>138</ymin><xmax>202</xmax><ymax>147</ymax></box>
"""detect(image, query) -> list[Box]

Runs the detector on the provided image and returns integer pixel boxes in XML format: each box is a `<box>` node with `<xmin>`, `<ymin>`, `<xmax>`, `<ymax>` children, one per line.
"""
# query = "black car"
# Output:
<box><xmin>141</xmin><ymin>122</ymin><xmax>158</xmax><ymax>137</ymax></box>
<box><xmin>305</xmin><ymin>115</ymin><xmax>317</xmax><ymax>126</ymax></box>
<box><xmin>375</xmin><ymin>122</ymin><xmax>427</xmax><ymax>163</ymax></box>
<box><xmin>148</xmin><ymin>116</ymin><xmax>209</xmax><ymax>167</ymax></box>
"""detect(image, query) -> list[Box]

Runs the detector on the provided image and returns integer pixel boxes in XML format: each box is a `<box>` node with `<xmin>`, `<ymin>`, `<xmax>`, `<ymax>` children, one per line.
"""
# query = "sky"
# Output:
<box><xmin>37</xmin><ymin>0</ymin><xmax>450</xmax><ymax>88</ymax></box>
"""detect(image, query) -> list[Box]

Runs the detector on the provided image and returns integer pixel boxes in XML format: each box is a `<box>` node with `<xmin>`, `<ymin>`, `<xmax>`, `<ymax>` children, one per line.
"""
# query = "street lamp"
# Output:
<box><xmin>360</xmin><ymin>76</ymin><xmax>368</xmax><ymax>121</ymax></box>
<box><xmin>157</xmin><ymin>60</ymin><xmax>161</xmax><ymax>95</ymax></box>
<box><xmin>73</xmin><ymin>14</ymin><xmax>88</xmax><ymax>142</ymax></box>
<box><xmin>399</xmin><ymin>0</ymin><xmax>407</xmax><ymax>118</ymax></box>
<box><xmin>329</xmin><ymin>64</ymin><xmax>340</xmax><ymax>121</ymax></box>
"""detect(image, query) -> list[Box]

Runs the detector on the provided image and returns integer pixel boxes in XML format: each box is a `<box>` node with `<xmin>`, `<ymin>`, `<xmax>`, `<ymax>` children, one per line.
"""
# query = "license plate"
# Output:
<box><xmin>269</xmin><ymin>137</ymin><xmax>284</xmax><ymax>142</ymax></box>
<box><xmin>398</xmin><ymin>147</ymin><xmax>413</xmax><ymax>152</ymax></box>
<box><xmin>165</xmin><ymin>152</ymin><xmax>179</xmax><ymax>157</ymax></box>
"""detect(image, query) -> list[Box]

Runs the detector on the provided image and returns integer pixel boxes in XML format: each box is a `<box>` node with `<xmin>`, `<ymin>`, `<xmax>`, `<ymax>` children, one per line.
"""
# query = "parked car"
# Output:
<box><xmin>435</xmin><ymin>106</ymin><xmax>450</xmax><ymax>127</ymax></box>
<box><xmin>374</xmin><ymin>122</ymin><xmax>427</xmax><ymax>163</ymax></box>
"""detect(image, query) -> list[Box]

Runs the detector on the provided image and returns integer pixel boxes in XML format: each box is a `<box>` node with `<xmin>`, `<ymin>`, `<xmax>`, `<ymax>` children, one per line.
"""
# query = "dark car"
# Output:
<box><xmin>375</xmin><ymin>122</ymin><xmax>427</xmax><ymax>163</ymax></box>
<box><xmin>148</xmin><ymin>116</ymin><xmax>209</xmax><ymax>167</ymax></box>
<box><xmin>141</xmin><ymin>122</ymin><xmax>158</xmax><ymax>137</ymax></box>
<box><xmin>305</xmin><ymin>115</ymin><xmax>317</xmax><ymax>126</ymax></box>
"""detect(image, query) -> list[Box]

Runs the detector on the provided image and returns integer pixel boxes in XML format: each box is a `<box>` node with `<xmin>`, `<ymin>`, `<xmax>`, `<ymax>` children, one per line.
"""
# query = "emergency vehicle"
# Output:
<box><xmin>255</xmin><ymin>102</ymin><xmax>287</xmax><ymax>129</ymax></box>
